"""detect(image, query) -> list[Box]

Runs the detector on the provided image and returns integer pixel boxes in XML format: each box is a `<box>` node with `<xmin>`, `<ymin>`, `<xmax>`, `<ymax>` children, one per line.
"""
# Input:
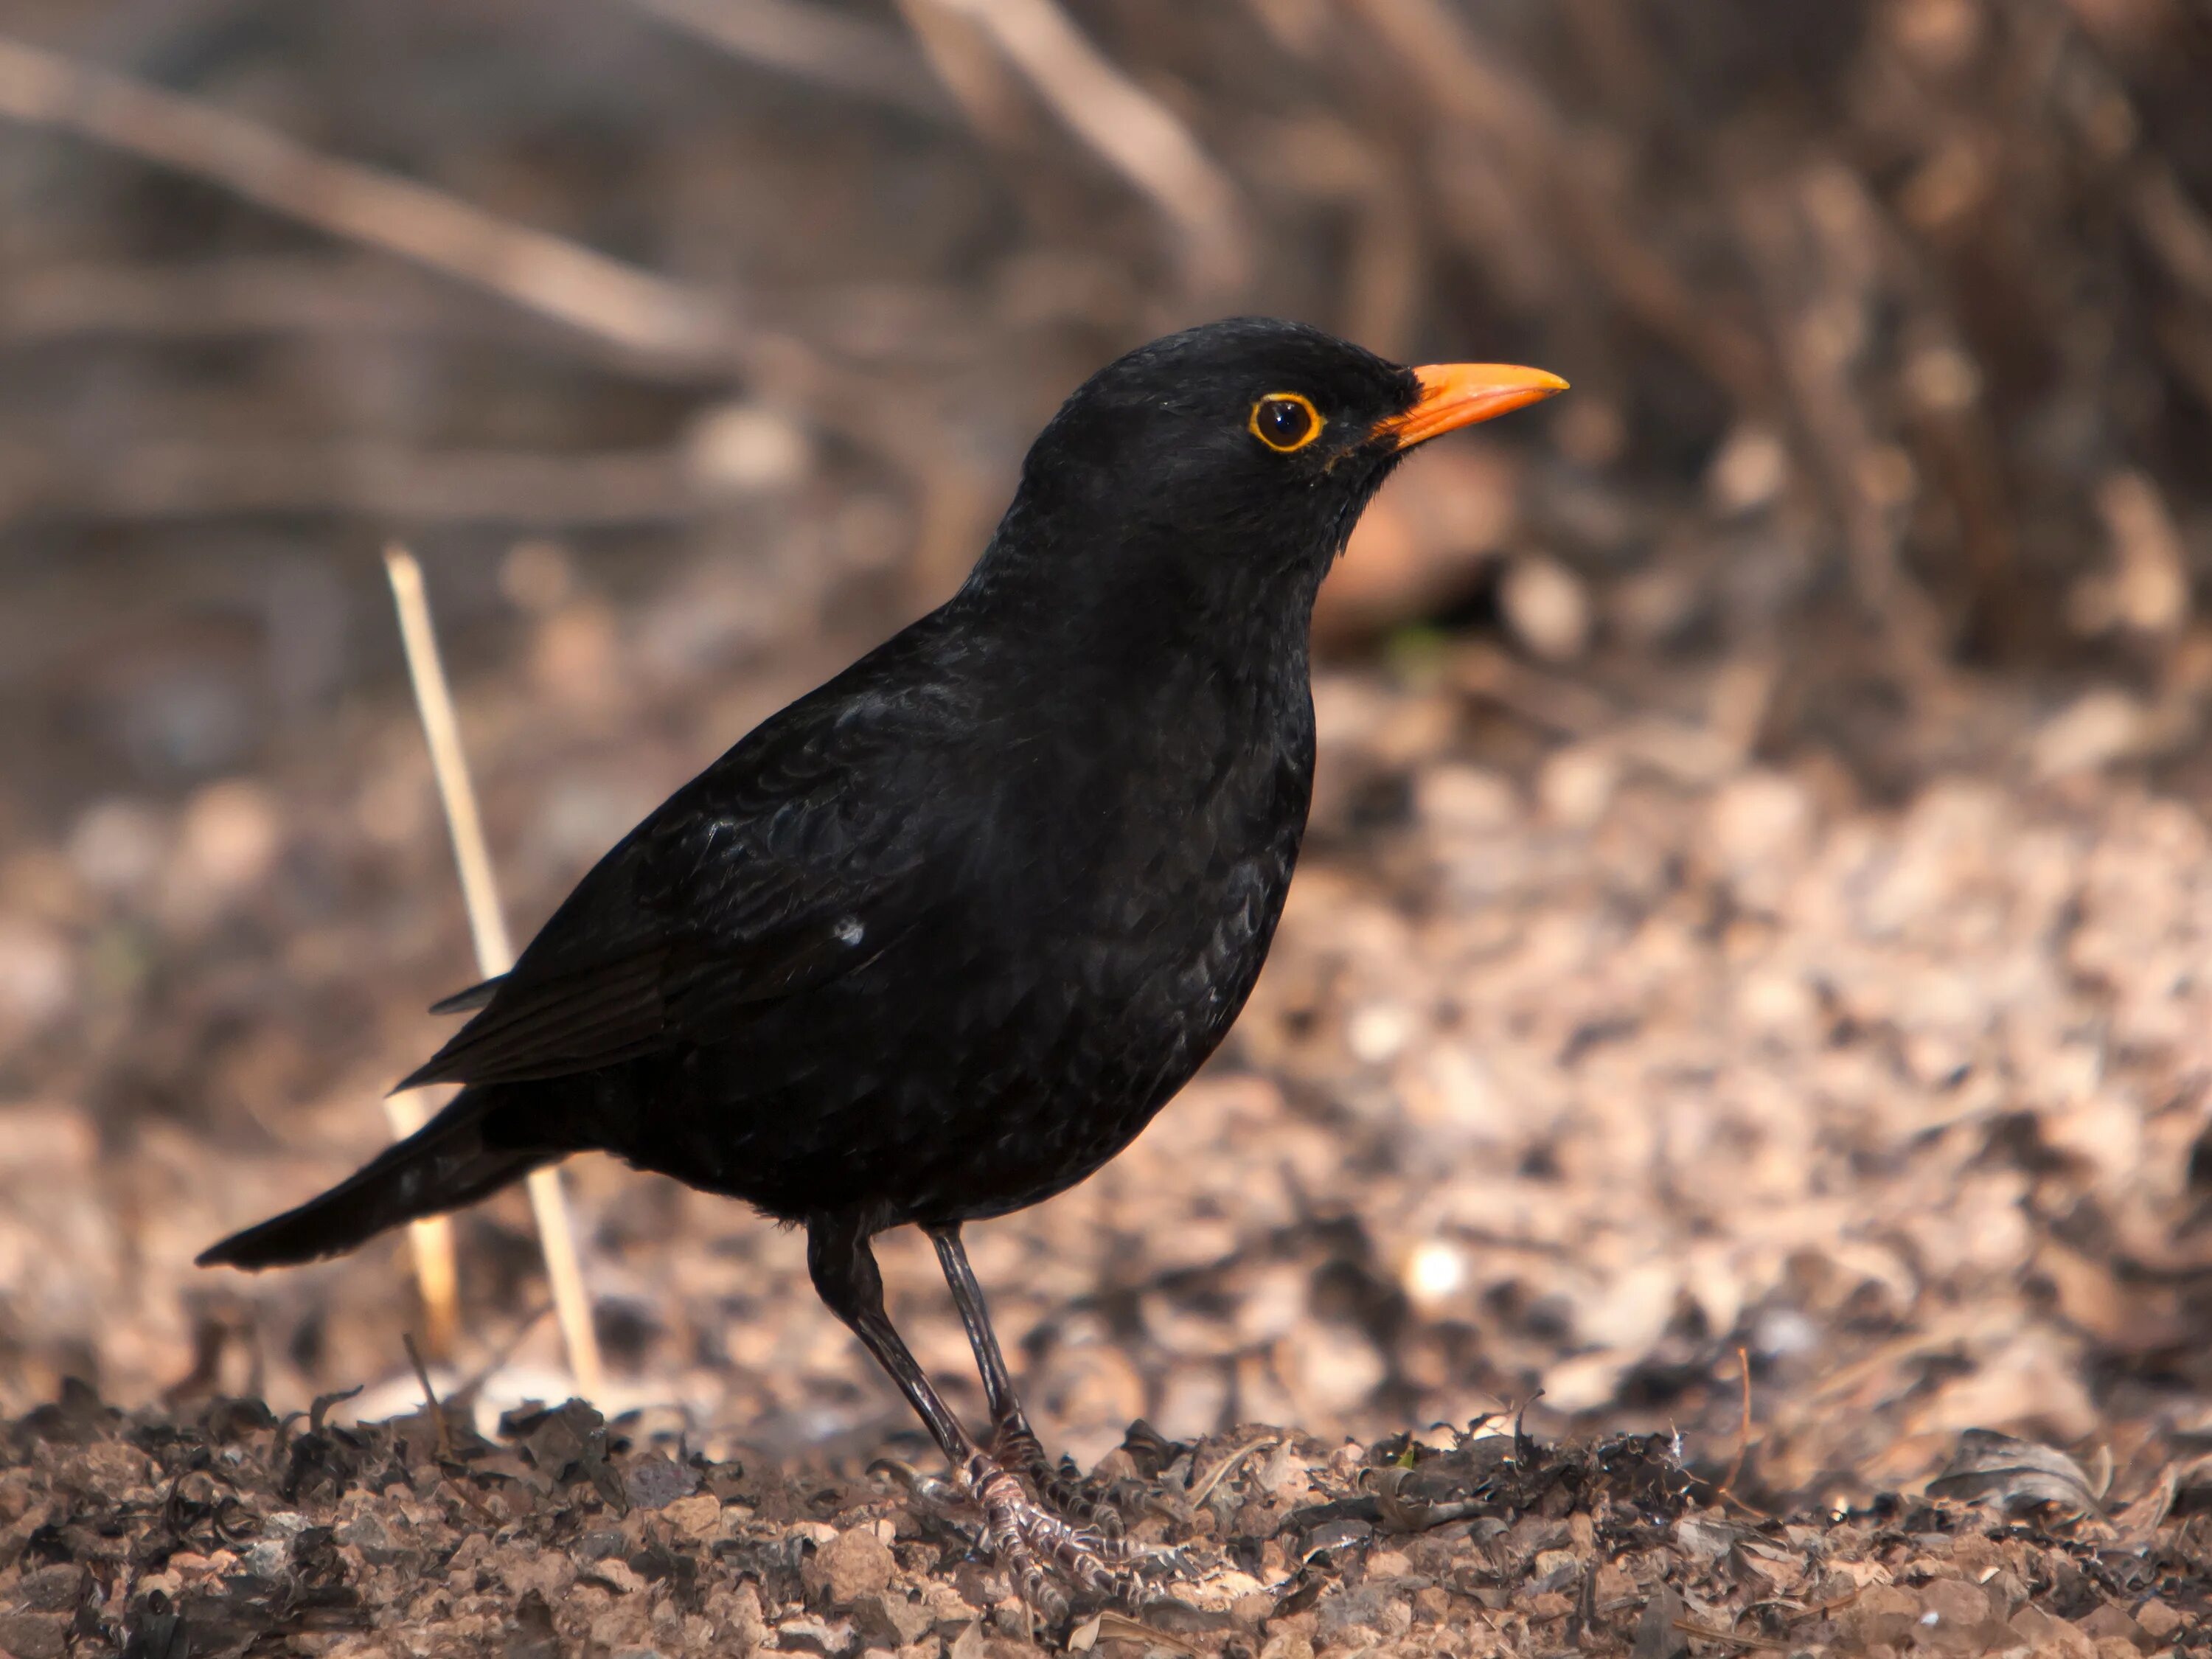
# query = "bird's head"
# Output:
<box><xmin>973</xmin><ymin>317</ymin><xmax>1565</xmax><ymax>622</ymax></box>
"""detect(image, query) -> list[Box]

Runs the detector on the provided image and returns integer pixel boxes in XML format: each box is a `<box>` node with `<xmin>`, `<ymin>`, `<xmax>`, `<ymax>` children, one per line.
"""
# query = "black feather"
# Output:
<box><xmin>197</xmin><ymin>1091</ymin><xmax>546</xmax><ymax>1267</ymax></box>
<box><xmin>428</xmin><ymin>978</ymin><xmax>502</xmax><ymax>1015</ymax></box>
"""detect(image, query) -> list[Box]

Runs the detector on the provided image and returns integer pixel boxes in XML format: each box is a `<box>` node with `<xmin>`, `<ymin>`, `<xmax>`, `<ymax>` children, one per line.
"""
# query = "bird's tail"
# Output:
<box><xmin>198</xmin><ymin>1091</ymin><xmax>548</xmax><ymax>1269</ymax></box>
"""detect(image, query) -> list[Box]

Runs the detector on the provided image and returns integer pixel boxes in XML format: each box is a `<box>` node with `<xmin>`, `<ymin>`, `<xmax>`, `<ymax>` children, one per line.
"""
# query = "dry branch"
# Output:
<box><xmin>1348</xmin><ymin>0</ymin><xmax>1770</xmax><ymax>405</ymax></box>
<box><xmin>2132</xmin><ymin>162</ymin><xmax>2212</xmax><ymax>308</ymax></box>
<box><xmin>622</xmin><ymin>0</ymin><xmax>948</xmax><ymax>119</ymax></box>
<box><xmin>0</xmin><ymin>440</ymin><xmax>693</xmax><ymax>529</ymax></box>
<box><xmin>0</xmin><ymin>255</ymin><xmax>773</xmax><ymax>386</ymax></box>
<box><xmin>900</xmin><ymin>0</ymin><xmax>1251</xmax><ymax>298</ymax></box>
<box><xmin>0</xmin><ymin>32</ymin><xmax>735</xmax><ymax>369</ymax></box>
<box><xmin>0</xmin><ymin>259</ymin><xmax>453</xmax><ymax>347</ymax></box>
<box><xmin>0</xmin><ymin>32</ymin><xmax>986</xmax><ymax>513</ymax></box>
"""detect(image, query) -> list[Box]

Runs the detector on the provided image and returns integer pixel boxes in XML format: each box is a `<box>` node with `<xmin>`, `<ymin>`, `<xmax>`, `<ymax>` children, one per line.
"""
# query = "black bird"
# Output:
<box><xmin>201</xmin><ymin>318</ymin><xmax>1563</xmax><ymax>1601</ymax></box>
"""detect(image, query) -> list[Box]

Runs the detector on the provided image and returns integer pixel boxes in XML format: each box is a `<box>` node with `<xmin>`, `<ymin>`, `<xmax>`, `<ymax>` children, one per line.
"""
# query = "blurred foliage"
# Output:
<box><xmin>1</xmin><ymin>0</ymin><xmax>2210</xmax><ymax>826</ymax></box>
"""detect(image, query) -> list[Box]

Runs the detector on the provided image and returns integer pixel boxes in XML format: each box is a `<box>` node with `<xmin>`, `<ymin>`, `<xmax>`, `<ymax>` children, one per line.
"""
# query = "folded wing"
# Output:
<box><xmin>397</xmin><ymin>667</ymin><xmax>959</xmax><ymax>1093</ymax></box>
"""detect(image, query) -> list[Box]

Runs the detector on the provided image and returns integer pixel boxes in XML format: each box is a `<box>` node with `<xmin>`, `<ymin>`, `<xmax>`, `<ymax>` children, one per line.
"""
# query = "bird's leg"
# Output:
<box><xmin>807</xmin><ymin>1214</ymin><xmax>1142</xmax><ymax>1613</ymax></box>
<box><xmin>927</xmin><ymin>1225</ymin><xmax>1124</xmax><ymax>1540</ymax></box>
<box><xmin>807</xmin><ymin>1213</ymin><xmax>978</xmax><ymax>1461</ymax></box>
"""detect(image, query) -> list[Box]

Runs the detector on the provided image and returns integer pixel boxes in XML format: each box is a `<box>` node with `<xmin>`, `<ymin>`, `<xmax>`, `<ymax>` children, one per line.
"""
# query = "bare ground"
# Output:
<box><xmin>2</xmin><ymin>1380</ymin><xmax>2206</xmax><ymax>1658</ymax></box>
<box><xmin>7</xmin><ymin>640</ymin><xmax>2212</xmax><ymax>1654</ymax></box>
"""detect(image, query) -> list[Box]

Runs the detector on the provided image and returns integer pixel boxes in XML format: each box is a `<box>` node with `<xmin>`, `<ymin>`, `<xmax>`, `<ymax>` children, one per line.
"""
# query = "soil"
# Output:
<box><xmin>3</xmin><ymin>1384</ymin><xmax>2205</xmax><ymax>1658</ymax></box>
<box><xmin>7</xmin><ymin>644</ymin><xmax>2212</xmax><ymax>1655</ymax></box>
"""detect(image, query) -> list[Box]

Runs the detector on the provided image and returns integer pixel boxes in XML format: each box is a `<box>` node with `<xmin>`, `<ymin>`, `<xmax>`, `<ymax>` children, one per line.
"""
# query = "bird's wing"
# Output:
<box><xmin>396</xmin><ymin>660</ymin><xmax>961</xmax><ymax>1092</ymax></box>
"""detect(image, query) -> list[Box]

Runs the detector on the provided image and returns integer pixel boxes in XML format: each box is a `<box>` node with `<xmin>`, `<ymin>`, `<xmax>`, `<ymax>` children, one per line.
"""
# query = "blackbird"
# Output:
<box><xmin>201</xmin><ymin>317</ymin><xmax>1564</xmax><ymax>1604</ymax></box>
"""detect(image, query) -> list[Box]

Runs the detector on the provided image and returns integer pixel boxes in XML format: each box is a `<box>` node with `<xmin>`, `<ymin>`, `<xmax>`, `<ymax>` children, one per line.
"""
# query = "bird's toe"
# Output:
<box><xmin>967</xmin><ymin>1453</ymin><xmax>1153</xmax><ymax>1613</ymax></box>
<box><xmin>987</xmin><ymin>1422</ymin><xmax>1126</xmax><ymax>1539</ymax></box>
<box><xmin>880</xmin><ymin>1448</ymin><xmax>1180</xmax><ymax>1616</ymax></box>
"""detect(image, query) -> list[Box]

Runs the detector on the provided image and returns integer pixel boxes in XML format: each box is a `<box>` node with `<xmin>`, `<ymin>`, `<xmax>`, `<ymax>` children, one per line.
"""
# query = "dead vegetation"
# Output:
<box><xmin>4</xmin><ymin>1384</ymin><xmax>2207</xmax><ymax>1658</ymax></box>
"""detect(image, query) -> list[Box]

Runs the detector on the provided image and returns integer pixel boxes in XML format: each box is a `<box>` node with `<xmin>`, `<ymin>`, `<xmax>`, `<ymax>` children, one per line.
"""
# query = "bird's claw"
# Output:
<box><xmin>988</xmin><ymin>1421</ymin><xmax>1125</xmax><ymax>1540</ymax></box>
<box><xmin>965</xmin><ymin>1451</ymin><xmax>1156</xmax><ymax>1618</ymax></box>
<box><xmin>875</xmin><ymin>1450</ymin><xmax>1187</xmax><ymax>1618</ymax></box>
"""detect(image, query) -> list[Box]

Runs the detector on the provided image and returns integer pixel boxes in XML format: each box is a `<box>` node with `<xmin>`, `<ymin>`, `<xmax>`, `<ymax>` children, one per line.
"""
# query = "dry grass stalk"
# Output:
<box><xmin>400</xmin><ymin>1331</ymin><xmax>456</xmax><ymax>1461</ymax></box>
<box><xmin>378</xmin><ymin>1089</ymin><xmax>459</xmax><ymax>1362</ymax></box>
<box><xmin>383</xmin><ymin>545</ymin><xmax>605</xmax><ymax>1402</ymax></box>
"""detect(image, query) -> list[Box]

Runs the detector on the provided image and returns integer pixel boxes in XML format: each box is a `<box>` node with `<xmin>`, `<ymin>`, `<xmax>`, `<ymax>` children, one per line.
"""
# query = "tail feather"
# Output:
<box><xmin>198</xmin><ymin>1094</ymin><xmax>547</xmax><ymax>1269</ymax></box>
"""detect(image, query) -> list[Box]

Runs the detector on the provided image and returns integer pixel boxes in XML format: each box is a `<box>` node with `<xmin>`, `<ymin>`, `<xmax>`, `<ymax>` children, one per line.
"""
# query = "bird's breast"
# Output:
<box><xmin>1005</xmin><ymin>667</ymin><xmax>1312</xmax><ymax>1031</ymax></box>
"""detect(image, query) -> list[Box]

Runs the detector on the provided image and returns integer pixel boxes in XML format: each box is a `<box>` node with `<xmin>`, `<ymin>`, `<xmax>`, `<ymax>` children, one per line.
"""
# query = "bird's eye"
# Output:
<box><xmin>1249</xmin><ymin>392</ymin><xmax>1322</xmax><ymax>453</ymax></box>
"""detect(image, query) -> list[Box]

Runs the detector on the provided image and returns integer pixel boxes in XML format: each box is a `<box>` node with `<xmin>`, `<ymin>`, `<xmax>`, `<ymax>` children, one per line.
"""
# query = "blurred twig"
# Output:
<box><xmin>0</xmin><ymin>34</ymin><xmax>991</xmax><ymax>549</ymax></box>
<box><xmin>900</xmin><ymin>0</ymin><xmax>1251</xmax><ymax>298</ymax></box>
<box><xmin>0</xmin><ymin>259</ymin><xmax>449</xmax><ymax>347</ymax></box>
<box><xmin>0</xmin><ymin>439</ymin><xmax>692</xmax><ymax>528</ymax></box>
<box><xmin>1711</xmin><ymin>1345</ymin><xmax>1773</xmax><ymax>1520</ymax></box>
<box><xmin>2130</xmin><ymin>162</ymin><xmax>2212</xmax><ymax>309</ymax></box>
<box><xmin>1253</xmin><ymin>115</ymin><xmax>1422</xmax><ymax>358</ymax></box>
<box><xmin>0</xmin><ymin>255</ymin><xmax>779</xmax><ymax>386</ymax></box>
<box><xmin>1347</xmin><ymin>0</ymin><xmax>1769</xmax><ymax>404</ymax></box>
<box><xmin>400</xmin><ymin>1332</ymin><xmax>456</xmax><ymax>1461</ymax></box>
<box><xmin>385</xmin><ymin>546</ymin><xmax>606</xmax><ymax>1404</ymax></box>
<box><xmin>0</xmin><ymin>32</ymin><xmax>735</xmax><ymax>367</ymax></box>
<box><xmin>622</xmin><ymin>0</ymin><xmax>948</xmax><ymax>119</ymax></box>
<box><xmin>1730</xmin><ymin>170</ymin><xmax>1908</xmax><ymax>618</ymax></box>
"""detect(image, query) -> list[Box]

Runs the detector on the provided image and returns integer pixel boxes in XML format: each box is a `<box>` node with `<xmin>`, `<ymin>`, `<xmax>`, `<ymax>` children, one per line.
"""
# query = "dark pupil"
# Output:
<box><xmin>1262</xmin><ymin>399</ymin><xmax>1310</xmax><ymax>445</ymax></box>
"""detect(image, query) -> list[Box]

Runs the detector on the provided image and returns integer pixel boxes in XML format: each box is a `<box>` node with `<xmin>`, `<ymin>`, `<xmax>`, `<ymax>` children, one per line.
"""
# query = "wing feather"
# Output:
<box><xmin>398</xmin><ymin>951</ymin><xmax>669</xmax><ymax>1089</ymax></box>
<box><xmin>427</xmin><ymin>978</ymin><xmax>502</xmax><ymax>1015</ymax></box>
<box><xmin>391</xmin><ymin>647</ymin><xmax>965</xmax><ymax>1093</ymax></box>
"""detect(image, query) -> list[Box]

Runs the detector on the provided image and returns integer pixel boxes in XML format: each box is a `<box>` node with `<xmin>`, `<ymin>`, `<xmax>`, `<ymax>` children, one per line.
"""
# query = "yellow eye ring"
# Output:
<box><xmin>1249</xmin><ymin>392</ymin><xmax>1324</xmax><ymax>453</ymax></box>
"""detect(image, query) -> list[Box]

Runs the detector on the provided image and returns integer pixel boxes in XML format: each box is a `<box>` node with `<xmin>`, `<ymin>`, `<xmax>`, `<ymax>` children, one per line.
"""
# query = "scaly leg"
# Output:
<box><xmin>807</xmin><ymin>1213</ymin><xmax>1147</xmax><ymax>1614</ymax></box>
<box><xmin>926</xmin><ymin>1224</ymin><xmax>1129</xmax><ymax>1536</ymax></box>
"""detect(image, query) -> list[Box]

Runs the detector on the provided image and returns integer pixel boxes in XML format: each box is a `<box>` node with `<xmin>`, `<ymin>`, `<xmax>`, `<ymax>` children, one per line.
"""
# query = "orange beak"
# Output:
<box><xmin>1372</xmin><ymin>362</ymin><xmax>1569</xmax><ymax>448</ymax></box>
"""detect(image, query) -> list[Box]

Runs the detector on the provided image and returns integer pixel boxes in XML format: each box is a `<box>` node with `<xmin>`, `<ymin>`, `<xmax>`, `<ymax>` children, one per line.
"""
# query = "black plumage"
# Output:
<box><xmin>201</xmin><ymin>317</ymin><xmax>1563</xmax><ymax>1605</ymax></box>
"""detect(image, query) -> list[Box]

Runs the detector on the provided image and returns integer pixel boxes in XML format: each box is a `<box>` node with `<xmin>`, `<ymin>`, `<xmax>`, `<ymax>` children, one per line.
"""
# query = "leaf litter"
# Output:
<box><xmin>4</xmin><ymin>1389</ymin><xmax>2207</xmax><ymax>1657</ymax></box>
<box><xmin>11</xmin><ymin>653</ymin><xmax>2212</xmax><ymax>1652</ymax></box>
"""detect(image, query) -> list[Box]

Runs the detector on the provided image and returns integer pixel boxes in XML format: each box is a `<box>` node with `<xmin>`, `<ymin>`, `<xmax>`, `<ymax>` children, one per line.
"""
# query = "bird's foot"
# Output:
<box><xmin>872</xmin><ymin>1453</ymin><xmax>1180</xmax><ymax>1620</ymax></box>
<box><xmin>964</xmin><ymin>1450</ymin><xmax>1155</xmax><ymax>1618</ymax></box>
<box><xmin>988</xmin><ymin>1420</ymin><xmax>1124</xmax><ymax>1538</ymax></box>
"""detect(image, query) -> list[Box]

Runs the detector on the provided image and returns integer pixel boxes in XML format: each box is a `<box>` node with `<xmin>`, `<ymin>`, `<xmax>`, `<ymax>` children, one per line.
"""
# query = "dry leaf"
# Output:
<box><xmin>1924</xmin><ymin>1430</ymin><xmax>2103</xmax><ymax>1515</ymax></box>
